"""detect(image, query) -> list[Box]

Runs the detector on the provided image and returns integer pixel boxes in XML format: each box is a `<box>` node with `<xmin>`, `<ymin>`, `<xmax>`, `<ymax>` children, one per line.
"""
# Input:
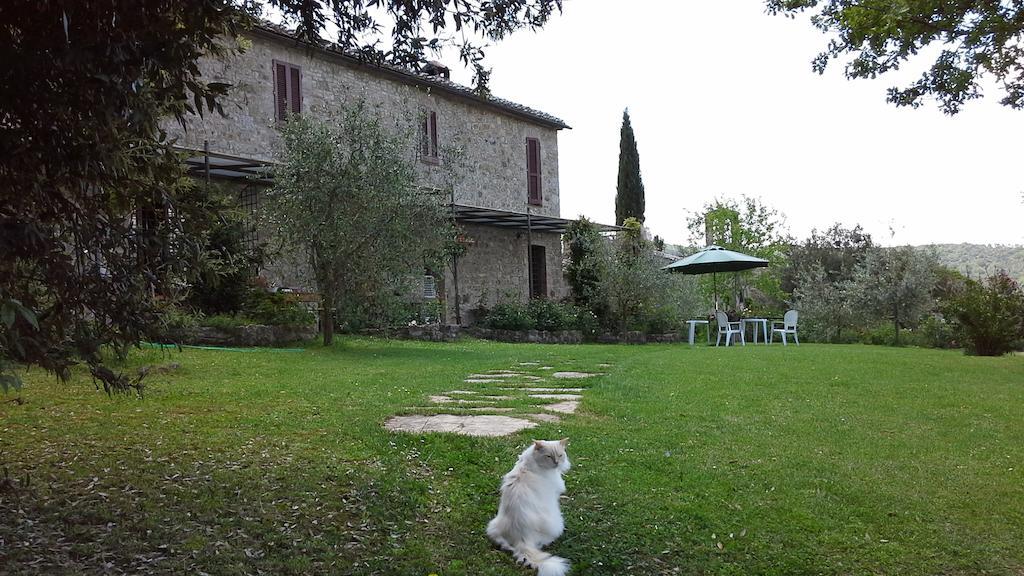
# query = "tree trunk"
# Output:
<box><xmin>322</xmin><ymin>292</ymin><xmax>335</xmax><ymax>346</ymax></box>
<box><xmin>893</xmin><ymin>303</ymin><xmax>900</xmax><ymax>347</ymax></box>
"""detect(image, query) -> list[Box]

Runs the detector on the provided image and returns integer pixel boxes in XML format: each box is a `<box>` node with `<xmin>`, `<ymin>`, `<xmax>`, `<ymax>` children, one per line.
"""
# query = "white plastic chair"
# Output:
<box><xmin>770</xmin><ymin>310</ymin><xmax>799</xmax><ymax>346</ymax></box>
<box><xmin>715</xmin><ymin>311</ymin><xmax>745</xmax><ymax>346</ymax></box>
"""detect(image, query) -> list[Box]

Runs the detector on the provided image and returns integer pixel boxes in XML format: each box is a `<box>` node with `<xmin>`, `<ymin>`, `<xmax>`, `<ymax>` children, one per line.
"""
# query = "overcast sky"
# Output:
<box><xmin>434</xmin><ymin>0</ymin><xmax>1024</xmax><ymax>248</ymax></box>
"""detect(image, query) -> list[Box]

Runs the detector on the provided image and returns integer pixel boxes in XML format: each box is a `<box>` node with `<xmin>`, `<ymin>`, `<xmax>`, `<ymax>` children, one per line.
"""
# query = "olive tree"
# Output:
<box><xmin>264</xmin><ymin>105</ymin><xmax>455</xmax><ymax>345</ymax></box>
<box><xmin>847</xmin><ymin>245</ymin><xmax>938</xmax><ymax>346</ymax></box>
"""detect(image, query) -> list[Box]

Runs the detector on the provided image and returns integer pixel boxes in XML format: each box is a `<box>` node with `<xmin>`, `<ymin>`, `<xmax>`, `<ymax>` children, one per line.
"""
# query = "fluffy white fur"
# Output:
<box><xmin>487</xmin><ymin>439</ymin><xmax>571</xmax><ymax>576</ymax></box>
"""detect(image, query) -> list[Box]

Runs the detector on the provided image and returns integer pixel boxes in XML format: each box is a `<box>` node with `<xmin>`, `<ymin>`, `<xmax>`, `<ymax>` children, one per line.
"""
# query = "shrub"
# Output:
<box><xmin>942</xmin><ymin>272</ymin><xmax>1024</xmax><ymax>356</ymax></box>
<box><xmin>917</xmin><ymin>314</ymin><xmax>959</xmax><ymax>349</ymax></box>
<box><xmin>528</xmin><ymin>299</ymin><xmax>576</xmax><ymax>331</ymax></box>
<box><xmin>200</xmin><ymin>314</ymin><xmax>251</xmax><ymax>331</ymax></box>
<box><xmin>484</xmin><ymin>302</ymin><xmax>535</xmax><ymax>331</ymax></box>
<box><xmin>858</xmin><ymin>323</ymin><xmax>917</xmax><ymax>347</ymax></box>
<box><xmin>243</xmin><ymin>291</ymin><xmax>315</xmax><ymax>327</ymax></box>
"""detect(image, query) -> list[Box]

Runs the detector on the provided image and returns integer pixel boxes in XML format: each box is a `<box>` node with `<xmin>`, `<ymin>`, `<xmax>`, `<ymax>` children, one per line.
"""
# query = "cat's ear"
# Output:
<box><xmin>533</xmin><ymin>440</ymin><xmax>545</xmax><ymax>451</ymax></box>
<box><xmin>559</xmin><ymin>438</ymin><xmax>569</xmax><ymax>447</ymax></box>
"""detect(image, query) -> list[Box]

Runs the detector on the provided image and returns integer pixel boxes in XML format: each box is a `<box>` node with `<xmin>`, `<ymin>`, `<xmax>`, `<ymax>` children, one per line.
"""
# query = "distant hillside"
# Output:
<box><xmin>667</xmin><ymin>243</ymin><xmax>1024</xmax><ymax>284</ymax></box>
<box><xmin>921</xmin><ymin>244</ymin><xmax>1024</xmax><ymax>282</ymax></box>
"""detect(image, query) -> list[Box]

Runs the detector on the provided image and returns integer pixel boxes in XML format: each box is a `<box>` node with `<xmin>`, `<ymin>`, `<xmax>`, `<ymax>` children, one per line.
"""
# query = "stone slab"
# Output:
<box><xmin>523</xmin><ymin>413</ymin><xmax>561</xmax><ymax>423</ymax></box>
<box><xmin>540</xmin><ymin>400</ymin><xmax>579</xmax><ymax>414</ymax></box>
<box><xmin>552</xmin><ymin>371</ymin><xmax>601</xmax><ymax>379</ymax></box>
<box><xmin>529</xmin><ymin>394</ymin><xmax>583</xmax><ymax>400</ymax></box>
<box><xmin>384</xmin><ymin>414</ymin><xmax>537</xmax><ymax>437</ymax></box>
<box><xmin>501</xmin><ymin>387</ymin><xmax>584</xmax><ymax>392</ymax></box>
<box><xmin>429</xmin><ymin>395</ymin><xmax>495</xmax><ymax>405</ymax></box>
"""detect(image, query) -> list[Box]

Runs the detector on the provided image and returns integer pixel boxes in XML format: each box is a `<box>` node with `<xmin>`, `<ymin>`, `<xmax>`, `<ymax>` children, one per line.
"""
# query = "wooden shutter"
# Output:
<box><xmin>274</xmin><ymin>62</ymin><xmax>288</xmax><ymax>121</ymax></box>
<box><xmin>429</xmin><ymin>112</ymin><xmax>438</xmax><ymax>157</ymax></box>
<box><xmin>526</xmin><ymin>138</ymin><xmax>542</xmax><ymax>205</ymax></box>
<box><xmin>289</xmin><ymin>66</ymin><xmax>301</xmax><ymax>114</ymax></box>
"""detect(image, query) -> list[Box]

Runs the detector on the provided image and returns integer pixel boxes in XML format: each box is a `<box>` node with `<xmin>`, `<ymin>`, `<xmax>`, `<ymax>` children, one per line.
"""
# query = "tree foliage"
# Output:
<box><xmin>0</xmin><ymin>0</ymin><xmax>248</xmax><ymax>394</ymax></box>
<box><xmin>599</xmin><ymin>219</ymin><xmax>695</xmax><ymax>334</ymax></box>
<box><xmin>265</xmin><ymin>0</ymin><xmax>562</xmax><ymax>90</ymax></box>
<box><xmin>787</xmin><ymin>223</ymin><xmax>874</xmax><ymax>342</ymax></box>
<box><xmin>686</xmin><ymin>196</ymin><xmax>791</xmax><ymax>313</ymax></box>
<box><xmin>615</xmin><ymin>110</ymin><xmax>646</xmax><ymax>225</ymax></box>
<box><xmin>264</xmin><ymin>105</ymin><xmax>455</xmax><ymax>345</ymax></box>
<box><xmin>847</xmin><ymin>245</ymin><xmax>938</xmax><ymax>345</ymax></box>
<box><xmin>942</xmin><ymin>272</ymin><xmax>1024</xmax><ymax>356</ymax></box>
<box><xmin>563</xmin><ymin>217</ymin><xmax>607</xmax><ymax>315</ymax></box>
<box><xmin>767</xmin><ymin>0</ymin><xmax>1024</xmax><ymax>114</ymax></box>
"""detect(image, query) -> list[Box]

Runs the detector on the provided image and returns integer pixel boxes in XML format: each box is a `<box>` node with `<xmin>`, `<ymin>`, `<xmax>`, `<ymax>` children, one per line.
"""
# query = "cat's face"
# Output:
<box><xmin>532</xmin><ymin>438</ymin><xmax>569</xmax><ymax>471</ymax></box>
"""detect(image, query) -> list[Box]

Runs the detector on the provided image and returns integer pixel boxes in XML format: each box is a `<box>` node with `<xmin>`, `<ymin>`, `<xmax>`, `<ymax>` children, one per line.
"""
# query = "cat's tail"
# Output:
<box><xmin>513</xmin><ymin>544</ymin><xmax>569</xmax><ymax>576</ymax></box>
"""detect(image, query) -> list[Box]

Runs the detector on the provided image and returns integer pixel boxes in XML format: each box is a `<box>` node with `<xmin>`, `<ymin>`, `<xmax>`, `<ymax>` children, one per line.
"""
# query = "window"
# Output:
<box><xmin>422</xmin><ymin>275</ymin><xmax>437</xmax><ymax>299</ymax></box>
<box><xmin>526</xmin><ymin>137</ymin><xmax>542</xmax><ymax>205</ymax></box>
<box><xmin>530</xmin><ymin>245</ymin><xmax>547</xmax><ymax>298</ymax></box>
<box><xmin>274</xmin><ymin>61</ymin><xmax>302</xmax><ymax>121</ymax></box>
<box><xmin>421</xmin><ymin>111</ymin><xmax>439</xmax><ymax>162</ymax></box>
<box><xmin>238</xmin><ymin>184</ymin><xmax>259</xmax><ymax>254</ymax></box>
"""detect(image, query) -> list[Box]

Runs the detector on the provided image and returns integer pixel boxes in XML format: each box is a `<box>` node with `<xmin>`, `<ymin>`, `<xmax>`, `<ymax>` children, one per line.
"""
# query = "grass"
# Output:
<box><xmin>1</xmin><ymin>338</ymin><xmax>1022</xmax><ymax>575</ymax></box>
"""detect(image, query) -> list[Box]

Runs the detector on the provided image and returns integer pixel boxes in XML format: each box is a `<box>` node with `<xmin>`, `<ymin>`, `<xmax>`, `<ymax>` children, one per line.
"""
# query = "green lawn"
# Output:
<box><xmin>1</xmin><ymin>339</ymin><xmax>1022</xmax><ymax>575</ymax></box>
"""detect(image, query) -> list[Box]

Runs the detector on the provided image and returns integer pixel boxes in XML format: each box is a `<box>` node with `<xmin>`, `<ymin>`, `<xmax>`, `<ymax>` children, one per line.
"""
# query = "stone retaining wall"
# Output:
<box><xmin>369</xmin><ymin>325</ymin><xmax>683</xmax><ymax>345</ymax></box>
<box><xmin>175</xmin><ymin>324</ymin><xmax>317</xmax><ymax>347</ymax></box>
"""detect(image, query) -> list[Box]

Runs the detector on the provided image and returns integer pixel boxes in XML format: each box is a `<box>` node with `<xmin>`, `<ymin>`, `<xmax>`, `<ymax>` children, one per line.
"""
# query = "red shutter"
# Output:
<box><xmin>274</xmin><ymin>62</ymin><xmax>287</xmax><ymax>121</ymax></box>
<box><xmin>527</xmin><ymin>138</ymin><xmax>542</xmax><ymax>205</ymax></box>
<box><xmin>429</xmin><ymin>112</ymin><xmax>438</xmax><ymax>158</ymax></box>
<box><xmin>289</xmin><ymin>66</ymin><xmax>301</xmax><ymax>114</ymax></box>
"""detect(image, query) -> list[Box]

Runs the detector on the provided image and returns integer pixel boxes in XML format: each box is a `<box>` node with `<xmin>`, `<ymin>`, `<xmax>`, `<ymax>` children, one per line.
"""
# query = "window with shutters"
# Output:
<box><xmin>420</xmin><ymin>111</ymin><xmax>439</xmax><ymax>163</ymax></box>
<box><xmin>273</xmin><ymin>60</ymin><xmax>302</xmax><ymax>121</ymax></box>
<box><xmin>526</xmin><ymin>137</ymin><xmax>542</xmax><ymax>205</ymax></box>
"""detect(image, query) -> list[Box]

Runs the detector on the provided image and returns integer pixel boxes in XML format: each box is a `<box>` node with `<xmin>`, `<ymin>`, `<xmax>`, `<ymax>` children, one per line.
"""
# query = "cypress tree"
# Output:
<box><xmin>615</xmin><ymin>109</ymin><xmax>645</xmax><ymax>226</ymax></box>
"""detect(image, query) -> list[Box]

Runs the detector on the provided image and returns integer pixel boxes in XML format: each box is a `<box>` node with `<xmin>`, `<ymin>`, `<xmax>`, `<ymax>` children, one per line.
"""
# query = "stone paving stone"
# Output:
<box><xmin>523</xmin><ymin>413</ymin><xmax>561</xmax><ymax>423</ymax></box>
<box><xmin>464</xmin><ymin>378</ymin><xmax>506</xmax><ymax>383</ymax></box>
<box><xmin>528</xmin><ymin>394</ymin><xmax>583</xmax><ymax>400</ymax></box>
<box><xmin>518</xmin><ymin>362</ymin><xmax>540</xmax><ymax>366</ymax></box>
<box><xmin>467</xmin><ymin>373</ymin><xmax>508</xmax><ymax>379</ymax></box>
<box><xmin>500</xmin><ymin>387</ymin><xmax>584</xmax><ymax>392</ymax></box>
<box><xmin>384</xmin><ymin>414</ymin><xmax>537</xmax><ymax>437</ymax></box>
<box><xmin>429</xmin><ymin>395</ymin><xmax>495</xmax><ymax>404</ymax></box>
<box><xmin>552</xmin><ymin>371</ymin><xmax>601</xmax><ymax>379</ymax></box>
<box><xmin>540</xmin><ymin>400</ymin><xmax>579</xmax><ymax>414</ymax></box>
<box><xmin>467</xmin><ymin>407</ymin><xmax>516</xmax><ymax>412</ymax></box>
<box><xmin>447</xmin><ymin>390</ymin><xmax>477</xmax><ymax>395</ymax></box>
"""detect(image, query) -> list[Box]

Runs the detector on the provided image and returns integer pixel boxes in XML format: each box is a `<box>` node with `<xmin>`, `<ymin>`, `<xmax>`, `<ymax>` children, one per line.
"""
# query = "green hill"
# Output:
<box><xmin>922</xmin><ymin>243</ymin><xmax>1024</xmax><ymax>283</ymax></box>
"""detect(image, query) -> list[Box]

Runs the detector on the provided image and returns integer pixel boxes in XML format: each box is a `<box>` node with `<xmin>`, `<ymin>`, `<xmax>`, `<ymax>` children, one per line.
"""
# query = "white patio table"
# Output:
<box><xmin>741</xmin><ymin>318</ymin><xmax>769</xmax><ymax>344</ymax></box>
<box><xmin>685</xmin><ymin>319</ymin><xmax>710</xmax><ymax>346</ymax></box>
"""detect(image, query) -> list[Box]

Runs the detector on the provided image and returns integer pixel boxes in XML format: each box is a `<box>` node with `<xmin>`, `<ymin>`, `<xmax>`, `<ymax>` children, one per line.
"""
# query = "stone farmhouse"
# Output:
<box><xmin>167</xmin><ymin>25</ymin><xmax>615</xmax><ymax>325</ymax></box>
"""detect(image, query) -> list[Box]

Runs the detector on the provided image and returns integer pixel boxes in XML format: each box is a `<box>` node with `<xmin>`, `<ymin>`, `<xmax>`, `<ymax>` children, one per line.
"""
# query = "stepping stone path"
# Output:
<box><xmin>384</xmin><ymin>363</ymin><xmax>604</xmax><ymax>437</ymax></box>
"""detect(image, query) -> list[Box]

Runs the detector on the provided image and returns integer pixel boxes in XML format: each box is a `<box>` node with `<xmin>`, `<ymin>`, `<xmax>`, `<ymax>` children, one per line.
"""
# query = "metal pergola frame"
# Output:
<box><xmin>177</xmin><ymin>144</ymin><xmax>275</xmax><ymax>184</ymax></box>
<box><xmin>451</xmin><ymin>203</ymin><xmax>620</xmax><ymax>234</ymax></box>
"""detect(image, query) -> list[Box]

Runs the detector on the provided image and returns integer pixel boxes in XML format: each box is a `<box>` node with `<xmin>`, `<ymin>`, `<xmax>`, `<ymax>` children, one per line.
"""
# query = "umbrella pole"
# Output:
<box><xmin>713</xmin><ymin>272</ymin><xmax>718</xmax><ymax>311</ymax></box>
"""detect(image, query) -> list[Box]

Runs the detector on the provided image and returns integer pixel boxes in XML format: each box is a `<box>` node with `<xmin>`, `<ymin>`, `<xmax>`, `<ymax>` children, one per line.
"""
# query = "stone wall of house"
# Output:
<box><xmin>444</xmin><ymin>224</ymin><xmax>567</xmax><ymax>325</ymax></box>
<box><xmin>165</xmin><ymin>29</ymin><xmax>563</xmax><ymax>216</ymax></box>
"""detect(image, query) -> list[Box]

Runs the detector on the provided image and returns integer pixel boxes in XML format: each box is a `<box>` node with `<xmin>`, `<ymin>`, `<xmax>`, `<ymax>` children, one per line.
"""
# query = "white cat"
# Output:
<box><xmin>487</xmin><ymin>439</ymin><xmax>571</xmax><ymax>576</ymax></box>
